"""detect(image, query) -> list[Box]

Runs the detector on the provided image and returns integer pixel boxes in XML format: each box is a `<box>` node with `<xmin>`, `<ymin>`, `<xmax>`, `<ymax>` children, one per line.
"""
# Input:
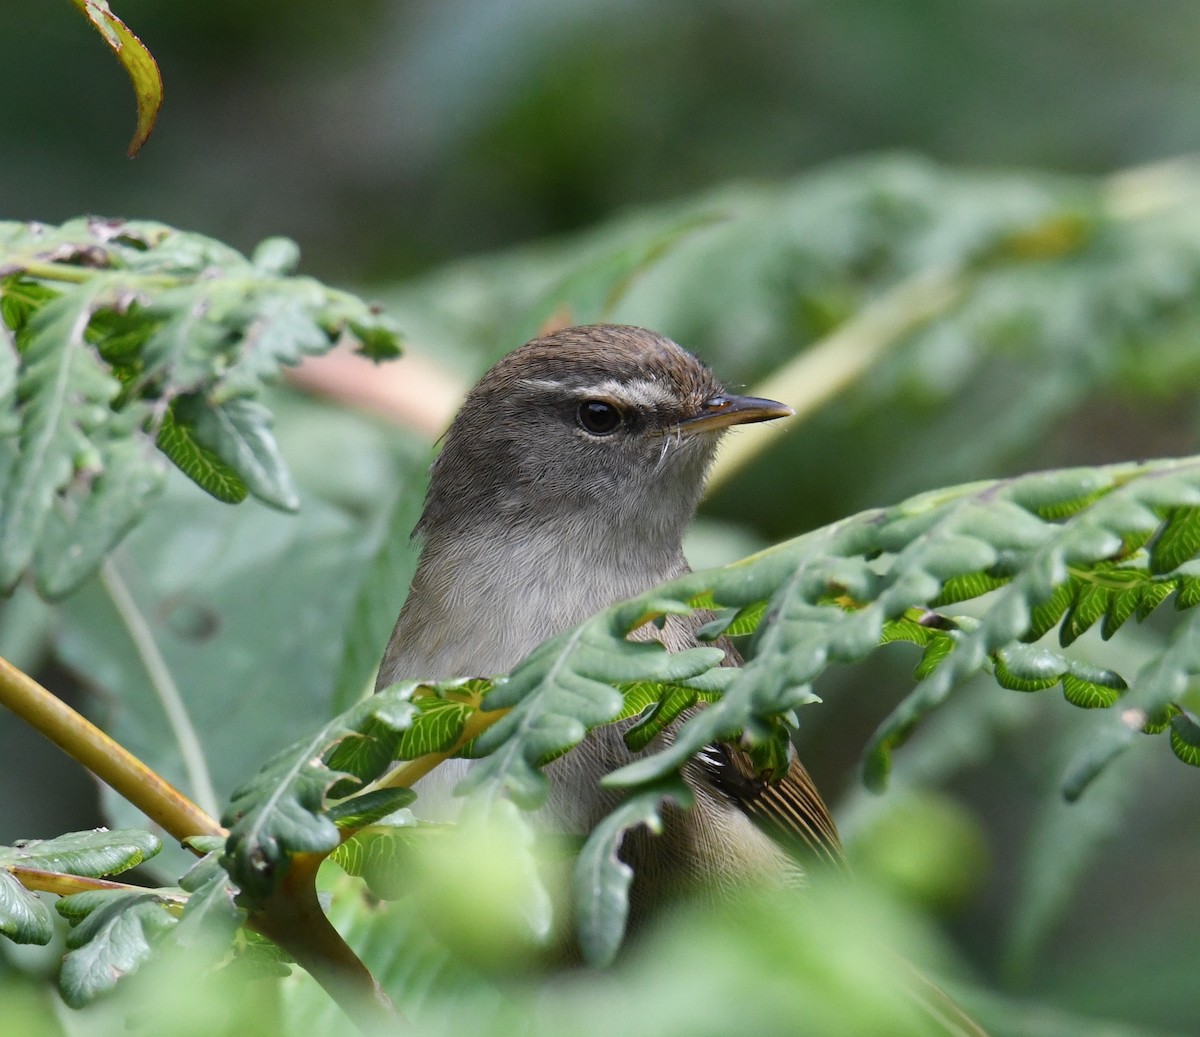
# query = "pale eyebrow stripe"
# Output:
<box><xmin>518</xmin><ymin>377</ymin><xmax>675</xmax><ymax>408</ymax></box>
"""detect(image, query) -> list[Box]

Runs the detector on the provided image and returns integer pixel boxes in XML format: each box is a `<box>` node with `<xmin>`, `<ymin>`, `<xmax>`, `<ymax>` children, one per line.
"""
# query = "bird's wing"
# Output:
<box><xmin>698</xmin><ymin>741</ymin><xmax>846</xmax><ymax>868</ymax></box>
<box><xmin>651</xmin><ymin>607</ymin><xmax>846</xmax><ymax>867</ymax></box>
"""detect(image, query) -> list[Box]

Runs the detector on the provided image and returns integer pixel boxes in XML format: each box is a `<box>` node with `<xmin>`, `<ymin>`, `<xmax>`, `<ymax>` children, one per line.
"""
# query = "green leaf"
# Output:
<box><xmin>694</xmin><ymin>600</ymin><xmax>767</xmax><ymax>641</ymax></box>
<box><xmin>880</xmin><ymin>613</ymin><xmax>937</xmax><ymax>647</ymax></box>
<box><xmin>457</xmin><ymin>607</ymin><xmax>723</xmax><ymax>808</ymax></box>
<box><xmin>1168</xmin><ymin>711</ymin><xmax>1200</xmax><ymax>767</ymax></box>
<box><xmin>853</xmin><ymin>460</ymin><xmax>1200</xmax><ymax>789</ymax></box>
<box><xmin>220</xmin><ymin>683</ymin><xmax>418</xmax><ymax>903</ymax></box>
<box><xmin>182</xmin><ymin>835</ymin><xmax>226</xmax><ymax>856</ymax></box>
<box><xmin>931</xmin><ymin>569</ymin><xmax>1009</xmax><ymax>606</ymax></box>
<box><xmin>155</xmin><ymin>401</ymin><xmax>248</xmax><ymax>504</ymax></box>
<box><xmin>1150</xmin><ymin>506</ymin><xmax>1200</xmax><ymax>574</ymax></box>
<box><xmin>251</xmin><ymin>237</ymin><xmax>301</xmax><ymax>276</ymax></box>
<box><xmin>721</xmin><ymin>600</ymin><xmax>768</xmax><ymax>636</ymax></box>
<box><xmin>0</xmin><ymin>829</ymin><xmax>160</xmax><ymax>877</ymax></box>
<box><xmin>228</xmin><ymin>929</ymin><xmax>294</xmax><ymax>980</ymax></box>
<box><xmin>1100</xmin><ymin>582</ymin><xmax>1142</xmax><ymax>639</ymax></box>
<box><xmin>1009</xmin><ymin>469</ymin><xmax>1110</xmax><ymax>520</ymax></box>
<box><xmin>330</xmin><ymin>825</ymin><xmax>425</xmax><ymax>901</ymax></box>
<box><xmin>0</xmin><ymin>870</ymin><xmax>55</xmax><ymax>945</ymax></box>
<box><xmin>0</xmin><ymin>287</ymin><xmax>116</xmax><ymax>591</ymax></box>
<box><xmin>1135</xmin><ymin>578</ymin><xmax>1176</xmax><ymax>620</ymax></box>
<box><xmin>186</xmin><ymin>396</ymin><xmax>299</xmax><ymax>512</ymax></box>
<box><xmin>326</xmin><ymin>787</ymin><xmax>417</xmax><ymax>828</ymax></box>
<box><xmin>173</xmin><ymin>857</ymin><xmax>241</xmax><ymax>946</ymax></box>
<box><xmin>0</xmin><ymin>218</ymin><xmax>405</xmax><ymax>593</ymax></box>
<box><xmin>0</xmin><ymin>321</ymin><xmax>18</xmax><ymax>437</ymax></box>
<box><xmin>68</xmin><ymin>0</ymin><xmax>163</xmax><ymax>157</ymax></box>
<box><xmin>913</xmin><ymin>632</ymin><xmax>957</xmax><ymax>681</ymax></box>
<box><xmin>215</xmin><ymin>289</ymin><xmax>339</xmax><ymax>400</ymax></box>
<box><xmin>574</xmin><ymin>777</ymin><xmax>692</xmax><ymax>967</ymax></box>
<box><xmin>395</xmin><ymin>686</ymin><xmax>486</xmax><ymax>760</ymax></box>
<box><xmin>881</xmin><ymin>609</ymin><xmax>960</xmax><ymax>648</ymax></box>
<box><xmin>1177</xmin><ymin>572</ymin><xmax>1200</xmax><ymax>610</ymax></box>
<box><xmin>1059</xmin><ymin>581</ymin><xmax>1110</xmax><ymax>646</ymax></box>
<box><xmin>33</xmin><ymin>440</ymin><xmax>167</xmax><ymax>599</ymax></box>
<box><xmin>993</xmin><ymin>644</ymin><xmax>1067</xmax><ymax>692</ymax></box>
<box><xmin>914</xmin><ymin>533</ymin><xmax>999</xmax><ymax>581</ymax></box>
<box><xmin>324</xmin><ymin>716</ymin><xmax>406</xmax><ymax>795</ymax></box>
<box><xmin>613</xmin><ymin>670</ymin><xmax>732</xmax><ymax>753</ymax></box>
<box><xmin>57</xmin><ymin>890</ymin><xmax>178</xmax><ymax>1007</ymax></box>
<box><xmin>327</xmin><ymin>681</ymin><xmax>485</xmax><ymax>798</ymax></box>
<box><xmin>1060</xmin><ymin>663</ymin><xmax>1126</xmax><ymax>709</ymax></box>
<box><xmin>622</xmin><ymin>680</ymin><xmax>721</xmax><ymax>753</ymax></box>
<box><xmin>1</xmin><ymin>276</ymin><xmax>59</xmax><ymax>336</ymax></box>
<box><xmin>1024</xmin><ymin>580</ymin><xmax>1075</xmax><ymax>642</ymax></box>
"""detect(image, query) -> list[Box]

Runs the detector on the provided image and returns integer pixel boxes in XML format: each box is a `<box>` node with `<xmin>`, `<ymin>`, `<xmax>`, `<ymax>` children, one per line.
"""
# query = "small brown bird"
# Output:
<box><xmin>377</xmin><ymin>324</ymin><xmax>988</xmax><ymax>1034</ymax></box>
<box><xmin>377</xmin><ymin>324</ymin><xmax>840</xmax><ymax>915</ymax></box>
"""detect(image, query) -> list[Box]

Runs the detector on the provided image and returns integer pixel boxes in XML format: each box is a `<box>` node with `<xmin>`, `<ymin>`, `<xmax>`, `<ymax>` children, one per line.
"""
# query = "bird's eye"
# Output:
<box><xmin>577</xmin><ymin>399</ymin><xmax>623</xmax><ymax>436</ymax></box>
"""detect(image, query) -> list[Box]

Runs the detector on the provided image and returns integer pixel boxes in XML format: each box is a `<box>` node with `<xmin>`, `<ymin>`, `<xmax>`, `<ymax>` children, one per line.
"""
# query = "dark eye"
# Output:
<box><xmin>577</xmin><ymin>399</ymin><xmax>623</xmax><ymax>436</ymax></box>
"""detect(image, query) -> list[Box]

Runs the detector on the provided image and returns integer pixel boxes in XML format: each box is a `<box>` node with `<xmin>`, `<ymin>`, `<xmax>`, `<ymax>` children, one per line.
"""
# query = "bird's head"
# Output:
<box><xmin>418</xmin><ymin>324</ymin><xmax>791</xmax><ymax>551</ymax></box>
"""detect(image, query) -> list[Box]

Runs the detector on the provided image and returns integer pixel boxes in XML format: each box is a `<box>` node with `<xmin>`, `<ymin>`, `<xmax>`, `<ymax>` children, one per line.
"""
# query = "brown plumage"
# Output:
<box><xmin>378</xmin><ymin>324</ymin><xmax>841</xmax><ymax>914</ymax></box>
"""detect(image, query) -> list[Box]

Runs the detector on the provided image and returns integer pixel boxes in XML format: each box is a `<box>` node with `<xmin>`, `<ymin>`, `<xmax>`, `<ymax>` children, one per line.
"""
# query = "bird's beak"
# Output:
<box><xmin>674</xmin><ymin>394</ymin><xmax>794</xmax><ymax>436</ymax></box>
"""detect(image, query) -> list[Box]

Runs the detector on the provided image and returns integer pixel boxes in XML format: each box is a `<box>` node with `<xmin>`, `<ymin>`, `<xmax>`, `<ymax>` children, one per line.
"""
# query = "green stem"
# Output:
<box><xmin>355</xmin><ymin>705</ymin><xmax>507</xmax><ymax>805</ymax></box>
<box><xmin>10</xmin><ymin>260</ymin><xmax>94</xmax><ymax>284</ymax></box>
<box><xmin>100</xmin><ymin>559</ymin><xmax>221</xmax><ymax>819</ymax></box>
<box><xmin>0</xmin><ymin>654</ymin><xmax>224</xmax><ymax>844</ymax></box>
<box><xmin>249</xmin><ymin>856</ymin><xmax>400</xmax><ymax>1029</ymax></box>
<box><xmin>7</xmin><ymin>865</ymin><xmax>186</xmax><ymax>907</ymax></box>
<box><xmin>0</xmin><ymin>655</ymin><xmax>395</xmax><ymax>1029</ymax></box>
<box><xmin>706</xmin><ymin>265</ymin><xmax>967</xmax><ymax>491</ymax></box>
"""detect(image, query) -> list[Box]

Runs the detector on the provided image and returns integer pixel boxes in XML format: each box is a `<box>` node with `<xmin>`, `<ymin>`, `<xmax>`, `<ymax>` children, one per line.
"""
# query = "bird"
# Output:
<box><xmin>375</xmin><ymin>323</ymin><xmax>841</xmax><ymax>917</ymax></box>
<box><xmin>374</xmin><ymin>324</ymin><xmax>989</xmax><ymax>1035</ymax></box>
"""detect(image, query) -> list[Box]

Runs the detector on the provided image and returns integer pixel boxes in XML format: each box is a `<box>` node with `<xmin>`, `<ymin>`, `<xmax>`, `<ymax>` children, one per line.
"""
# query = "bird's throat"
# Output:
<box><xmin>377</xmin><ymin>519</ymin><xmax>688</xmax><ymax>685</ymax></box>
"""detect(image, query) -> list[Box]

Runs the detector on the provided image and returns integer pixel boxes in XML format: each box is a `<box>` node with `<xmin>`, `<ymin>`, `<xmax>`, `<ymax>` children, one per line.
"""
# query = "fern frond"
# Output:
<box><xmin>0</xmin><ymin>219</ymin><xmax>402</xmax><ymax>597</ymax></box>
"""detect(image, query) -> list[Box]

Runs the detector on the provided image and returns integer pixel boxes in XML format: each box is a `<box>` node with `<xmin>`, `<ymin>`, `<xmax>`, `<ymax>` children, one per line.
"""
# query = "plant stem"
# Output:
<box><xmin>101</xmin><ymin>559</ymin><xmax>221</xmax><ymax>818</ymax></box>
<box><xmin>361</xmin><ymin>706</ymin><xmax>509</xmax><ymax>802</ymax></box>
<box><xmin>9</xmin><ymin>260</ymin><xmax>94</xmax><ymax>283</ymax></box>
<box><xmin>249</xmin><ymin>855</ymin><xmax>400</xmax><ymax>1030</ymax></box>
<box><xmin>0</xmin><ymin>654</ymin><xmax>224</xmax><ymax>844</ymax></box>
<box><xmin>7</xmin><ymin>865</ymin><xmax>187</xmax><ymax>907</ymax></box>
<box><xmin>707</xmin><ymin>264</ymin><xmax>966</xmax><ymax>491</ymax></box>
<box><xmin>0</xmin><ymin>653</ymin><xmax>399</xmax><ymax>1029</ymax></box>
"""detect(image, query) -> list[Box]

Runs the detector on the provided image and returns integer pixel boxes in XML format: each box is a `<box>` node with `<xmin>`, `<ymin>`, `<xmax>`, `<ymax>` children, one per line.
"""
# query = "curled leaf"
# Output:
<box><xmin>69</xmin><ymin>0</ymin><xmax>163</xmax><ymax>157</ymax></box>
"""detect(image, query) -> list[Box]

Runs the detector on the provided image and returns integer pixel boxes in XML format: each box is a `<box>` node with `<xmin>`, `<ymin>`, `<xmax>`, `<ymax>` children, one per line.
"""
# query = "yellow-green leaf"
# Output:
<box><xmin>69</xmin><ymin>0</ymin><xmax>163</xmax><ymax>157</ymax></box>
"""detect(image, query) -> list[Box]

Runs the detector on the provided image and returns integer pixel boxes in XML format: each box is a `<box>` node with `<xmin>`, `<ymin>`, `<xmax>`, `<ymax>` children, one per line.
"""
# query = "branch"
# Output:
<box><xmin>248</xmin><ymin>855</ymin><xmax>400</xmax><ymax>1030</ymax></box>
<box><xmin>0</xmin><ymin>653</ymin><xmax>390</xmax><ymax>1028</ymax></box>
<box><xmin>6</xmin><ymin>865</ymin><xmax>185</xmax><ymax>906</ymax></box>
<box><xmin>101</xmin><ymin>559</ymin><xmax>221</xmax><ymax>818</ymax></box>
<box><xmin>0</xmin><ymin>654</ymin><xmax>224</xmax><ymax>844</ymax></box>
<box><xmin>361</xmin><ymin>704</ymin><xmax>509</xmax><ymax>802</ymax></box>
<box><xmin>707</xmin><ymin>265</ymin><xmax>966</xmax><ymax>490</ymax></box>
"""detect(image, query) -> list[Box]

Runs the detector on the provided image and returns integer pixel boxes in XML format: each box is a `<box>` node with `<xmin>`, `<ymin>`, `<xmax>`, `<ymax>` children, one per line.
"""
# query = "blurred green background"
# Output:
<box><xmin>9</xmin><ymin>0</ymin><xmax>1200</xmax><ymax>278</ymax></box>
<box><xmin>4</xmin><ymin>2</ymin><xmax>1200</xmax><ymax>1034</ymax></box>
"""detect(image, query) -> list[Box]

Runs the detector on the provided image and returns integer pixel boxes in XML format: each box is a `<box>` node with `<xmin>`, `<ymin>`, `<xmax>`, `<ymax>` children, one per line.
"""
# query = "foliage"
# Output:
<box><xmin>14</xmin><ymin>450</ymin><xmax>1200</xmax><ymax>1017</ymax></box>
<box><xmin>206</xmin><ymin>455</ymin><xmax>1200</xmax><ymax>969</ymax></box>
<box><xmin>379</xmin><ymin>155</ymin><xmax>1200</xmax><ymax>533</ymax></box>
<box><xmin>2</xmin><ymin>156</ymin><xmax>1200</xmax><ymax>1035</ymax></box>
<box><xmin>66</xmin><ymin>0</ymin><xmax>163</xmax><ymax>157</ymax></box>
<box><xmin>0</xmin><ymin>829</ymin><xmax>160</xmax><ymax>945</ymax></box>
<box><xmin>0</xmin><ymin>218</ymin><xmax>401</xmax><ymax>599</ymax></box>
